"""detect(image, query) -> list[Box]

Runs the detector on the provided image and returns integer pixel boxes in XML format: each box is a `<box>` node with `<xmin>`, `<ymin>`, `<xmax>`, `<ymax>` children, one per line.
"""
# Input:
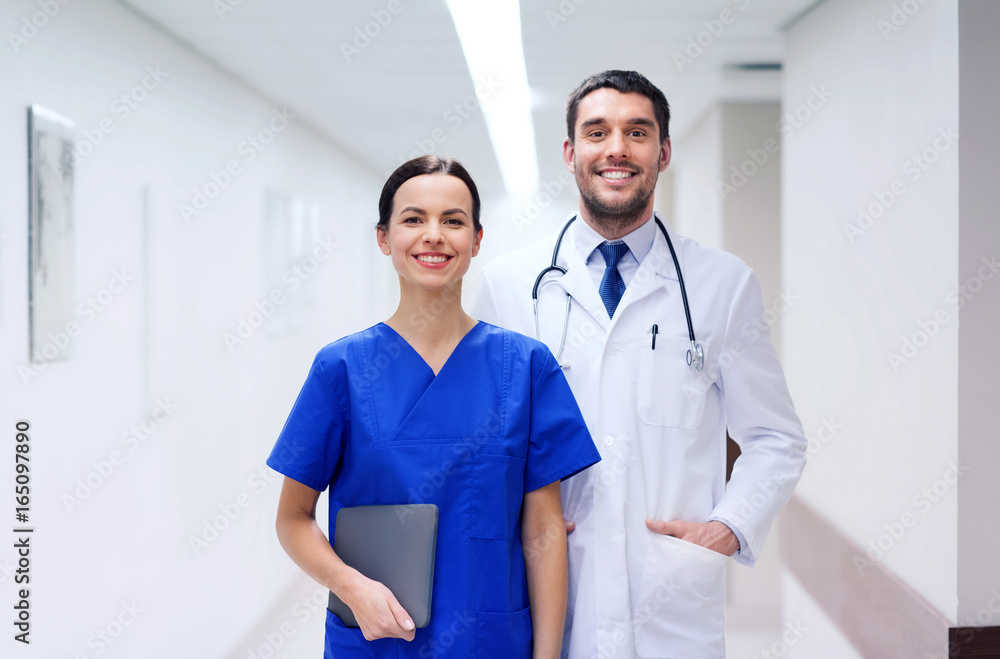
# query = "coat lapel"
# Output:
<box><xmin>551</xmin><ymin>223</ymin><xmax>611</xmax><ymax>332</ymax></box>
<box><xmin>616</xmin><ymin>214</ymin><xmax>681</xmax><ymax>313</ymax></box>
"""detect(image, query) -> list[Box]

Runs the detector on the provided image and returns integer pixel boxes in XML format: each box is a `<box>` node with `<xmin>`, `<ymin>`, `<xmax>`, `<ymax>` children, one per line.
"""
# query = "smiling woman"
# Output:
<box><xmin>266</xmin><ymin>155</ymin><xmax>601</xmax><ymax>658</ymax></box>
<box><xmin>375</xmin><ymin>158</ymin><xmax>483</xmax><ymax>324</ymax></box>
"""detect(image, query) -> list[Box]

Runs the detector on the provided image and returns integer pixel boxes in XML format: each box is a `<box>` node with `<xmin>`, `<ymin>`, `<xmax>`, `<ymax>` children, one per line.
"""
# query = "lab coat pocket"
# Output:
<box><xmin>476</xmin><ymin>607</ymin><xmax>532</xmax><ymax>658</ymax></box>
<box><xmin>637</xmin><ymin>336</ymin><xmax>711</xmax><ymax>430</ymax></box>
<box><xmin>470</xmin><ymin>453</ymin><xmax>525</xmax><ymax>540</ymax></box>
<box><xmin>633</xmin><ymin>534</ymin><xmax>726</xmax><ymax>659</ymax></box>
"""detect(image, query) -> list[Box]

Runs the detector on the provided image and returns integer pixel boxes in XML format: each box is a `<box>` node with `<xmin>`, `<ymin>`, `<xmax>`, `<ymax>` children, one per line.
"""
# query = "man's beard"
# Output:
<box><xmin>576</xmin><ymin>165</ymin><xmax>657</xmax><ymax>235</ymax></box>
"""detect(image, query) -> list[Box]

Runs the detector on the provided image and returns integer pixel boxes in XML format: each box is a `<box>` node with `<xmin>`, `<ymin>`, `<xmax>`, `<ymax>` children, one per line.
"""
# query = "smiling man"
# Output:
<box><xmin>472</xmin><ymin>70</ymin><xmax>808</xmax><ymax>658</ymax></box>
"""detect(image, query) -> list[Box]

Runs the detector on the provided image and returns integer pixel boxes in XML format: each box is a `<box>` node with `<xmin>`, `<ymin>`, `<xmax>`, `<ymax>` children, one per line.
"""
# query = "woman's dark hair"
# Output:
<box><xmin>377</xmin><ymin>155</ymin><xmax>482</xmax><ymax>232</ymax></box>
<box><xmin>566</xmin><ymin>70</ymin><xmax>671</xmax><ymax>144</ymax></box>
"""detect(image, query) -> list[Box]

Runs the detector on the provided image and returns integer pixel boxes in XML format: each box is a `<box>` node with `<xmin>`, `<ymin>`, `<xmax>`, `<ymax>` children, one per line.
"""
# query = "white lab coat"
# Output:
<box><xmin>471</xmin><ymin>214</ymin><xmax>807</xmax><ymax>659</ymax></box>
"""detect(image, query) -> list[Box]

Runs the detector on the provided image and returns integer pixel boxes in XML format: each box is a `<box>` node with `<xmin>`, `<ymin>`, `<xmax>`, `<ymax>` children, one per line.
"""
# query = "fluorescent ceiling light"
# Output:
<box><xmin>446</xmin><ymin>0</ymin><xmax>539</xmax><ymax>197</ymax></box>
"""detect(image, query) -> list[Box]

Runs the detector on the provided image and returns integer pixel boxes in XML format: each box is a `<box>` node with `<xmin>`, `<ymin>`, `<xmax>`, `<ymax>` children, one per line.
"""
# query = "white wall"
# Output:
<box><xmin>782</xmin><ymin>0</ymin><xmax>960</xmax><ymax>638</ymax></box>
<box><xmin>957</xmin><ymin>0</ymin><xmax>1000</xmax><ymax>625</ymax></box>
<box><xmin>781</xmin><ymin>572</ymin><xmax>863</xmax><ymax>659</ymax></box>
<box><xmin>721</xmin><ymin>102</ymin><xmax>783</xmax><ymax>350</ymax></box>
<box><xmin>673</xmin><ymin>105</ymin><xmax>724</xmax><ymax>248</ymax></box>
<box><xmin>0</xmin><ymin>1</ymin><xmax>390</xmax><ymax>656</ymax></box>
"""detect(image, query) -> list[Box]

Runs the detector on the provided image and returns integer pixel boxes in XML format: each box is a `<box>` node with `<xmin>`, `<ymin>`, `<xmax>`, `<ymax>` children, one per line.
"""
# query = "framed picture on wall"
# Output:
<box><xmin>28</xmin><ymin>104</ymin><xmax>76</xmax><ymax>363</ymax></box>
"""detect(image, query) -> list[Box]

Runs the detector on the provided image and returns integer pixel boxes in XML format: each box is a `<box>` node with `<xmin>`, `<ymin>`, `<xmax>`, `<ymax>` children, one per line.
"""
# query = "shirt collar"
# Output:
<box><xmin>574</xmin><ymin>212</ymin><xmax>657</xmax><ymax>265</ymax></box>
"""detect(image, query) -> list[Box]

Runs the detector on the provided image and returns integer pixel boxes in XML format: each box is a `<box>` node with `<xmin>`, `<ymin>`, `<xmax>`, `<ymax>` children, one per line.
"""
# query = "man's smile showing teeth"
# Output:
<box><xmin>600</xmin><ymin>171</ymin><xmax>635</xmax><ymax>180</ymax></box>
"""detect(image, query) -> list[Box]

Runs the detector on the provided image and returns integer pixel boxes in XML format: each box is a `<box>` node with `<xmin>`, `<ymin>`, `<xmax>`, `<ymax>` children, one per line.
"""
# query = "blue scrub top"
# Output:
<box><xmin>267</xmin><ymin>321</ymin><xmax>600</xmax><ymax>658</ymax></box>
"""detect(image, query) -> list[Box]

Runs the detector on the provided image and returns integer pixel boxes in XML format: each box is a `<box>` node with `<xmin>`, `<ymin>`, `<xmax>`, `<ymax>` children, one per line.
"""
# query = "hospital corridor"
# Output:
<box><xmin>0</xmin><ymin>0</ymin><xmax>997</xmax><ymax>657</ymax></box>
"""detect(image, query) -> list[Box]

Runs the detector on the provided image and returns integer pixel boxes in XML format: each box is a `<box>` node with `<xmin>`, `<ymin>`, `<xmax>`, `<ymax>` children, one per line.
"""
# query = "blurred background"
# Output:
<box><xmin>1</xmin><ymin>0</ymin><xmax>997</xmax><ymax>657</ymax></box>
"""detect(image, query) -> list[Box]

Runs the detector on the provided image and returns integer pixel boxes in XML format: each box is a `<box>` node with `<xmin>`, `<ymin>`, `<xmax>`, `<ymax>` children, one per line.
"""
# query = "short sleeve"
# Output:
<box><xmin>266</xmin><ymin>351</ymin><xmax>347</xmax><ymax>492</ymax></box>
<box><xmin>523</xmin><ymin>348</ymin><xmax>601</xmax><ymax>492</ymax></box>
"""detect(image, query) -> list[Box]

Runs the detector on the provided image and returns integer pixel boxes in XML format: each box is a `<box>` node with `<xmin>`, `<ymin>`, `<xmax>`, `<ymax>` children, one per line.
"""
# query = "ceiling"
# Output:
<box><xmin>118</xmin><ymin>0</ymin><xmax>820</xmax><ymax>200</ymax></box>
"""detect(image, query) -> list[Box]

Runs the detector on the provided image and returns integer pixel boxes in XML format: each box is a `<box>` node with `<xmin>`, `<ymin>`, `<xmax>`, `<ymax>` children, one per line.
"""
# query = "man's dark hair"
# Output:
<box><xmin>566</xmin><ymin>70</ymin><xmax>671</xmax><ymax>144</ymax></box>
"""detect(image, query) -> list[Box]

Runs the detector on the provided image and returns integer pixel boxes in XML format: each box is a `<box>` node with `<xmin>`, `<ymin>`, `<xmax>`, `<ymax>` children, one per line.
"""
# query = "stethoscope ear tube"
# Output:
<box><xmin>531</xmin><ymin>215</ymin><xmax>577</xmax><ymax>364</ymax></box>
<box><xmin>657</xmin><ymin>217</ymin><xmax>705</xmax><ymax>371</ymax></box>
<box><xmin>530</xmin><ymin>215</ymin><xmax>576</xmax><ymax>299</ymax></box>
<box><xmin>556</xmin><ymin>293</ymin><xmax>571</xmax><ymax>362</ymax></box>
<box><xmin>532</xmin><ymin>264</ymin><xmax>567</xmax><ymax>300</ymax></box>
<box><xmin>655</xmin><ymin>217</ymin><xmax>695</xmax><ymax>345</ymax></box>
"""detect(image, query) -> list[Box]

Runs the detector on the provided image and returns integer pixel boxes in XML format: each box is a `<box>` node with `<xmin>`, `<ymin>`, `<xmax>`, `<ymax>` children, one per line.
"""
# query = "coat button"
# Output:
<box><xmin>604</xmin><ymin>620</ymin><xmax>616</xmax><ymax>632</ymax></box>
<box><xmin>603</xmin><ymin>435</ymin><xmax>615</xmax><ymax>447</ymax></box>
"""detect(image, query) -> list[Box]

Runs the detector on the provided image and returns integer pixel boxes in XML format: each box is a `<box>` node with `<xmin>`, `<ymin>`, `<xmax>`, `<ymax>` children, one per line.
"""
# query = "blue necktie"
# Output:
<box><xmin>598</xmin><ymin>242</ymin><xmax>629</xmax><ymax>318</ymax></box>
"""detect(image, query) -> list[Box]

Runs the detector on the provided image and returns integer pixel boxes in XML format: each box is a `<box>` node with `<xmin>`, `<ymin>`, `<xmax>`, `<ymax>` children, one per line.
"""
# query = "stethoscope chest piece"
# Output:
<box><xmin>686</xmin><ymin>341</ymin><xmax>705</xmax><ymax>371</ymax></box>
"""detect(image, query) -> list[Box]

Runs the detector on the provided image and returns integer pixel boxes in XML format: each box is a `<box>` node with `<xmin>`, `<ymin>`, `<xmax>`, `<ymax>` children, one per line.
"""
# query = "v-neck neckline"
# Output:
<box><xmin>378</xmin><ymin>320</ymin><xmax>482</xmax><ymax>377</ymax></box>
<box><xmin>364</xmin><ymin>321</ymin><xmax>503</xmax><ymax>446</ymax></box>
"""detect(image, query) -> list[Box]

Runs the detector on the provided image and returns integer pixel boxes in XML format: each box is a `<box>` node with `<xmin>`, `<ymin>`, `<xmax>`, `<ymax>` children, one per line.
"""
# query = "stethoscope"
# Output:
<box><xmin>531</xmin><ymin>214</ymin><xmax>704</xmax><ymax>371</ymax></box>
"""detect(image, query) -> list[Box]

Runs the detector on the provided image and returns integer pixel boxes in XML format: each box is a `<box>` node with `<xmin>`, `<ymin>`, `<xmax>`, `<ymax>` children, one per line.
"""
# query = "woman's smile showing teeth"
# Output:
<box><xmin>415</xmin><ymin>253</ymin><xmax>452</xmax><ymax>267</ymax></box>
